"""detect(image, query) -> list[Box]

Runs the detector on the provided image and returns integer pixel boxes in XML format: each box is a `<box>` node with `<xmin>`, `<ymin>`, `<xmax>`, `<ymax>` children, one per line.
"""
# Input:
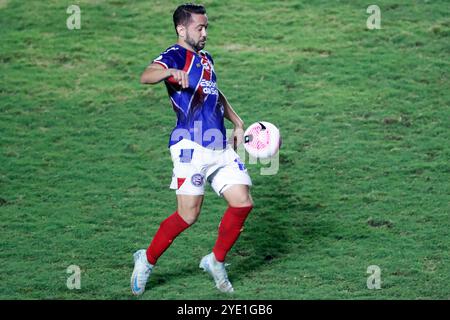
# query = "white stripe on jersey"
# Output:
<box><xmin>185</xmin><ymin>54</ymin><xmax>196</xmax><ymax>74</ymax></box>
<box><xmin>170</xmin><ymin>96</ymin><xmax>186</xmax><ymax>116</ymax></box>
<box><xmin>153</xmin><ymin>60</ymin><xmax>169</xmax><ymax>69</ymax></box>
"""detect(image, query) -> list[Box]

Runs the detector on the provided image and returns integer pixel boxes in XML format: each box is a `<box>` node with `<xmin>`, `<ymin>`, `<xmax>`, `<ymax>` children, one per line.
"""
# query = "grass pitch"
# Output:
<box><xmin>1</xmin><ymin>0</ymin><xmax>449</xmax><ymax>299</ymax></box>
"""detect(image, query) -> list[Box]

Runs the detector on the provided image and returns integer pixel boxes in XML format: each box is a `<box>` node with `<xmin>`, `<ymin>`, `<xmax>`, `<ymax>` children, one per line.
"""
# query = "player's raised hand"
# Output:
<box><xmin>167</xmin><ymin>69</ymin><xmax>189</xmax><ymax>89</ymax></box>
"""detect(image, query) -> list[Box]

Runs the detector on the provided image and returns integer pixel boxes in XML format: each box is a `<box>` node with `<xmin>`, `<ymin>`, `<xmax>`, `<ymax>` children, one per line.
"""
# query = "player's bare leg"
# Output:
<box><xmin>177</xmin><ymin>194</ymin><xmax>204</xmax><ymax>225</ymax></box>
<box><xmin>200</xmin><ymin>184</ymin><xmax>253</xmax><ymax>293</ymax></box>
<box><xmin>222</xmin><ymin>184</ymin><xmax>253</xmax><ymax>208</ymax></box>
<box><xmin>132</xmin><ymin>194</ymin><xmax>203</xmax><ymax>296</ymax></box>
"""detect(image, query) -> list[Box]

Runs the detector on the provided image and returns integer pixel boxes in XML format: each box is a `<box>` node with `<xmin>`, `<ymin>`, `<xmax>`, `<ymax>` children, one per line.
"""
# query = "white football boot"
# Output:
<box><xmin>199</xmin><ymin>252</ymin><xmax>234</xmax><ymax>293</ymax></box>
<box><xmin>130</xmin><ymin>249</ymin><xmax>153</xmax><ymax>296</ymax></box>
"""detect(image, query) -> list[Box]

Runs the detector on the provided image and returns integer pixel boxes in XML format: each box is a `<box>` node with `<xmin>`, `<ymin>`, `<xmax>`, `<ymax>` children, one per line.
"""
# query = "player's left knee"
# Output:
<box><xmin>241</xmin><ymin>199</ymin><xmax>254</xmax><ymax>208</ymax></box>
<box><xmin>242</xmin><ymin>193</ymin><xmax>254</xmax><ymax>208</ymax></box>
<box><xmin>230</xmin><ymin>197</ymin><xmax>253</xmax><ymax>208</ymax></box>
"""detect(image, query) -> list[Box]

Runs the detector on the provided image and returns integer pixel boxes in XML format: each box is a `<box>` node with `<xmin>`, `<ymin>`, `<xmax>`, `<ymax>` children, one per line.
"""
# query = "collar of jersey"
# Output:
<box><xmin>174</xmin><ymin>43</ymin><xmax>206</xmax><ymax>57</ymax></box>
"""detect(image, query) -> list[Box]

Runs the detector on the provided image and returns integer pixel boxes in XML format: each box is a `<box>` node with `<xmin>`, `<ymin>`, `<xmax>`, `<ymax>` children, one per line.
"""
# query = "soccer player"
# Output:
<box><xmin>131</xmin><ymin>3</ymin><xmax>254</xmax><ymax>295</ymax></box>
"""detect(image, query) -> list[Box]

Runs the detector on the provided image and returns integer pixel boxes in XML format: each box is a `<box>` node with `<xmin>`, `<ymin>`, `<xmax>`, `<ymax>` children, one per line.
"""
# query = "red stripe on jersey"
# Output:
<box><xmin>167</xmin><ymin>76</ymin><xmax>180</xmax><ymax>87</ymax></box>
<box><xmin>183</xmin><ymin>50</ymin><xmax>194</xmax><ymax>73</ymax></box>
<box><xmin>191</xmin><ymin>54</ymin><xmax>213</xmax><ymax>109</ymax></box>
<box><xmin>200</xmin><ymin>53</ymin><xmax>211</xmax><ymax>81</ymax></box>
<box><xmin>193</xmin><ymin>67</ymin><xmax>206</xmax><ymax>106</ymax></box>
<box><xmin>196</xmin><ymin>55</ymin><xmax>211</xmax><ymax>97</ymax></box>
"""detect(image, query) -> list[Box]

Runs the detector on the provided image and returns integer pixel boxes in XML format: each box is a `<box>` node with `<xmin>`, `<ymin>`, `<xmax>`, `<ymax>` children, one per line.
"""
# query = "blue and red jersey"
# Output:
<box><xmin>152</xmin><ymin>44</ymin><xmax>226</xmax><ymax>149</ymax></box>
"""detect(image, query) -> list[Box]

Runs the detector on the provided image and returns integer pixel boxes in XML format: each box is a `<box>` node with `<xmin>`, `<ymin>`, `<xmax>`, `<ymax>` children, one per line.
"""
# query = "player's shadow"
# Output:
<box><xmin>228</xmin><ymin>178</ymin><xmax>331</xmax><ymax>283</ymax></box>
<box><xmin>144</xmin><ymin>175</ymin><xmax>331</xmax><ymax>292</ymax></box>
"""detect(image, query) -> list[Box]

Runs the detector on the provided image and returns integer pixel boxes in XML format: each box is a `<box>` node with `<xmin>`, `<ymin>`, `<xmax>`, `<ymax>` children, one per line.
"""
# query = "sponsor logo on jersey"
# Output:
<box><xmin>200</xmin><ymin>79</ymin><xmax>218</xmax><ymax>95</ymax></box>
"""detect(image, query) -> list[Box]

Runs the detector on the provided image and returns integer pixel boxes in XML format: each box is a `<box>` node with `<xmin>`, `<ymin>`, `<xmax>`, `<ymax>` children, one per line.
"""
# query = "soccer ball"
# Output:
<box><xmin>243</xmin><ymin>121</ymin><xmax>281</xmax><ymax>159</ymax></box>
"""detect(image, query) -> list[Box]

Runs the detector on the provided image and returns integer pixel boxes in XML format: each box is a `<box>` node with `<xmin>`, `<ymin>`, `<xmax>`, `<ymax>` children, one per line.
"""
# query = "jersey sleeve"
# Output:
<box><xmin>151</xmin><ymin>48</ymin><xmax>178</xmax><ymax>69</ymax></box>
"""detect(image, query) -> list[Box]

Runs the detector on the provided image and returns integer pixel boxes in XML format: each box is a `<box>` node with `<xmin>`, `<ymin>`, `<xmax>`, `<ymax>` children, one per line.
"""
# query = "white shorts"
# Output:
<box><xmin>169</xmin><ymin>139</ymin><xmax>252</xmax><ymax>196</ymax></box>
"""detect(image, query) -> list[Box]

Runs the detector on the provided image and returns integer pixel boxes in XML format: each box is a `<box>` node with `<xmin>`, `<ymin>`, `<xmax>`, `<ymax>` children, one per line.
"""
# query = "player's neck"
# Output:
<box><xmin>177</xmin><ymin>39</ymin><xmax>201</xmax><ymax>55</ymax></box>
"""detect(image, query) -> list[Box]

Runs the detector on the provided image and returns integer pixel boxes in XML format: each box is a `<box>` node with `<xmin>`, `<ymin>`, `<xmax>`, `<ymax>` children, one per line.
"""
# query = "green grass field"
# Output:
<box><xmin>1</xmin><ymin>0</ymin><xmax>449</xmax><ymax>300</ymax></box>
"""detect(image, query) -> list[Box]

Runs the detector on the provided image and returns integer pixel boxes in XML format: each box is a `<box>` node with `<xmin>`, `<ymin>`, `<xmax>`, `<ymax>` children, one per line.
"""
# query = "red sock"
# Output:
<box><xmin>146</xmin><ymin>211</ymin><xmax>190</xmax><ymax>265</ymax></box>
<box><xmin>212</xmin><ymin>205</ymin><xmax>253</xmax><ymax>262</ymax></box>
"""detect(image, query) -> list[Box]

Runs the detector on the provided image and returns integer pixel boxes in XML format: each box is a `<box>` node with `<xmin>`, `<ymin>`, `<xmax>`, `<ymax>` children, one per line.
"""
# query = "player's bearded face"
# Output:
<box><xmin>186</xmin><ymin>32</ymin><xmax>206</xmax><ymax>51</ymax></box>
<box><xmin>183</xmin><ymin>14</ymin><xmax>208</xmax><ymax>52</ymax></box>
<box><xmin>186</xmin><ymin>31</ymin><xmax>206</xmax><ymax>51</ymax></box>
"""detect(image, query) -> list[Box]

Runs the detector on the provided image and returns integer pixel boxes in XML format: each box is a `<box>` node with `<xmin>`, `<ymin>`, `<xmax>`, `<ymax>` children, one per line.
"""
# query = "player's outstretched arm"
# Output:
<box><xmin>219</xmin><ymin>90</ymin><xmax>245</xmax><ymax>149</ymax></box>
<box><xmin>220</xmin><ymin>90</ymin><xmax>244</xmax><ymax>128</ymax></box>
<box><xmin>140</xmin><ymin>63</ymin><xmax>189</xmax><ymax>88</ymax></box>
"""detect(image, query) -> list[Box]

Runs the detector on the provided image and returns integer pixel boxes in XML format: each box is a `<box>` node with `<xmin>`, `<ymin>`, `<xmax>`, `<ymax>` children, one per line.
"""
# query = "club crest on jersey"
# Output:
<box><xmin>191</xmin><ymin>174</ymin><xmax>204</xmax><ymax>187</ymax></box>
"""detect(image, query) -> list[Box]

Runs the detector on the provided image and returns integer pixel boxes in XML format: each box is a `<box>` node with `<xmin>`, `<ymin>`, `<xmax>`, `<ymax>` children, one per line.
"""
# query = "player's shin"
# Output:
<box><xmin>212</xmin><ymin>205</ymin><xmax>253</xmax><ymax>262</ymax></box>
<box><xmin>146</xmin><ymin>211</ymin><xmax>190</xmax><ymax>265</ymax></box>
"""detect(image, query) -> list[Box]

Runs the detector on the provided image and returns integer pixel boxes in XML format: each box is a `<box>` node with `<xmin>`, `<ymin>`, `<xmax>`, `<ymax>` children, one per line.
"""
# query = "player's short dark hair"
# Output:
<box><xmin>173</xmin><ymin>3</ymin><xmax>206</xmax><ymax>35</ymax></box>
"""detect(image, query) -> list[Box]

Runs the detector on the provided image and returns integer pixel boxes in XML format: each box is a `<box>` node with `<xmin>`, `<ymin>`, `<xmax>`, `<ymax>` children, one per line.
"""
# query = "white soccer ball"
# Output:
<box><xmin>243</xmin><ymin>121</ymin><xmax>281</xmax><ymax>159</ymax></box>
